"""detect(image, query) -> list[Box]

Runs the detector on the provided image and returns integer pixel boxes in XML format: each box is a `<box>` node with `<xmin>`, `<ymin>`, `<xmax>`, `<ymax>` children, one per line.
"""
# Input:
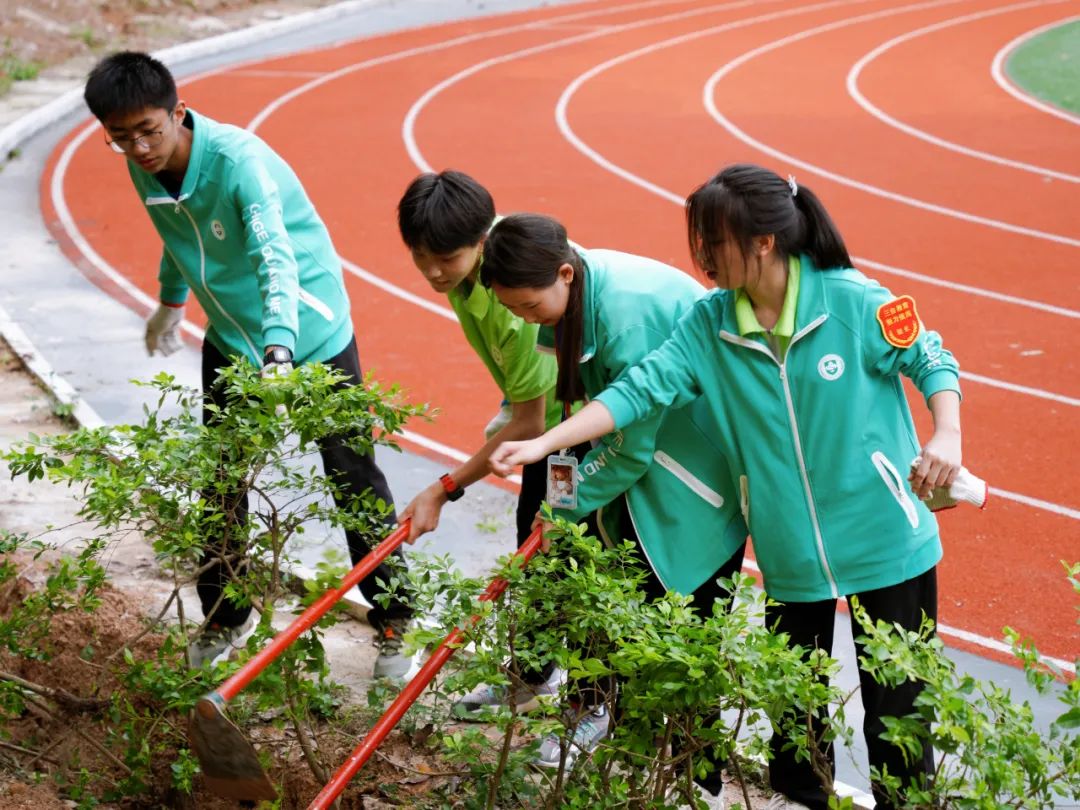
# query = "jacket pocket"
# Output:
<box><xmin>299</xmin><ymin>288</ymin><xmax>334</xmax><ymax>322</ymax></box>
<box><xmin>870</xmin><ymin>451</ymin><xmax>920</xmax><ymax>529</ymax></box>
<box><xmin>653</xmin><ymin>450</ymin><xmax>724</xmax><ymax>508</ymax></box>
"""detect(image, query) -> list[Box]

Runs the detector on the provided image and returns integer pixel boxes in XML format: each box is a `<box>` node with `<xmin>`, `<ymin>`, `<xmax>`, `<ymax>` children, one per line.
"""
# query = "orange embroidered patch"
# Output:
<box><xmin>876</xmin><ymin>295</ymin><xmax>921</xmax><ymax>348</ymax></box>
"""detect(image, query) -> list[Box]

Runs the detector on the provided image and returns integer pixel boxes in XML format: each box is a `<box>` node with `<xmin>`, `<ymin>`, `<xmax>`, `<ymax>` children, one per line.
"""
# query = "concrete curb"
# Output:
<box><xmin>0</xmin><ymin>302</ymin><xmax>106</xmax><ymax>430</ymax></box>
<box><xmin>0</xmin><ymin>0</ymin><xmax>386</xmax><ymax>162</ymax></box>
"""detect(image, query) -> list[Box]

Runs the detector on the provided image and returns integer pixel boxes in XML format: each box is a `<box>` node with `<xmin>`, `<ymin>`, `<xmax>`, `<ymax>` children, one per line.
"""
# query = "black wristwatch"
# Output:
<box><xmin>439</xmin><ymin>473</ymin><xmax>465</xmax><ymax>502</ymax></box>
<box><xmin>263</xmin><ymin>346</ymin><xmax>293</xmax><ymax>365</ymax></box>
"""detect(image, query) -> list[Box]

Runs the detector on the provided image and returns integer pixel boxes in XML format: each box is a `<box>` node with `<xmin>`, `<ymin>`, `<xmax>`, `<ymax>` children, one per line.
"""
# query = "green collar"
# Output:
<box><xmin>734</xmin><ymin>255</ymin><xmax>801</xmax><ymax>337</ymax></box>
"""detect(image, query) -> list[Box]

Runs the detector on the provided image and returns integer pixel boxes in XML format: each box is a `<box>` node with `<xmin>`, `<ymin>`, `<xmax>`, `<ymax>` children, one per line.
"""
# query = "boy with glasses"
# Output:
<box><xmin>83</xmin><ymin>51</ymin><xmax>418</xmax><ymax>679</ymax></box>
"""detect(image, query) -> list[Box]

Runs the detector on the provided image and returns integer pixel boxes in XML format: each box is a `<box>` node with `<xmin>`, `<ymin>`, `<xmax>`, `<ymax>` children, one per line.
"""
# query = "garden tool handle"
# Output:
<box><xmin>211</xmin><ymin>519</ymin><xmax>412</xmax><ymax>704</ymax></box>
<box><xmin>306</xmin><ymin>526</ymin><xmax>544</xmax><ymax>810</ymax></box>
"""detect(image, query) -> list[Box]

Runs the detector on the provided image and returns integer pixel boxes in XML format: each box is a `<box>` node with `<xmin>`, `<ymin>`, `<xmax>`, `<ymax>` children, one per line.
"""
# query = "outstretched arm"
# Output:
<box><xmin>402</xmin><ymin>394</ymin><xmax>547</xmax><ymax>542</ymax></box>
<box><xmin>489</xmin><ymin>400</ymin><xmax>614</xmax><ymax>476</ymax></box>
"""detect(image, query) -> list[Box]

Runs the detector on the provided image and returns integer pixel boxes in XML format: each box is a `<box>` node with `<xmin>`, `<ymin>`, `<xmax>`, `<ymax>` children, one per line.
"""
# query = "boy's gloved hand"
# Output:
<box><xmin>260</xmin><ymin>346</ymin><xmax>293</xmax><ymax>379</ymax></box>
<box><xmin>145</xmin><ymin>303</ymin><xmax>185</xmax><ymax>356</ymax></box>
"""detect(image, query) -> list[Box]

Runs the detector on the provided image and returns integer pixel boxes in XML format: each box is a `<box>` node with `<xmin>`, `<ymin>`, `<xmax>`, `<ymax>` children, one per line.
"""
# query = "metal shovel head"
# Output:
<box><xmin>188</xmin><ymin>695</ymin><xmax>277</xmax><ymax>802</ymax></box>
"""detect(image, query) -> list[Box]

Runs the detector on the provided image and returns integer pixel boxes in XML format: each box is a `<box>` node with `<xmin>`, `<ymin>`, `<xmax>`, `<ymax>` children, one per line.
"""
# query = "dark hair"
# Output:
<box><xmin>686</xmin><ymin>163</ymin><xmax>852</xmax><ymax>277</ymax></box>
<box><xmin>397</xmin><ymin>170</ymin><xmax>496</xmax><ymax>254</ymax></box>
<box><xmin>84</xmin><ymin>51</ymin><xmax>178</xmax><ymax>121</ymax></box>
<box><xmin>480</xmin><ymin>214</ymin><xmax>585</xmax><ymax>403</ymax></box>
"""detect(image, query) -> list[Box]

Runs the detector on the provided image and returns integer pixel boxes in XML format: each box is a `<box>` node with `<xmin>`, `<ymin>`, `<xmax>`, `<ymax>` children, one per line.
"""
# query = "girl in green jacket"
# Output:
<box><xmin>490</xmin><ymin>165</ymin><xmax>964</xmax><ymax>810</ymax></box>
<box><xmin>481</xmin><ymin>213</ymin><xmax>747</xmax><ymax>790</ymax></box>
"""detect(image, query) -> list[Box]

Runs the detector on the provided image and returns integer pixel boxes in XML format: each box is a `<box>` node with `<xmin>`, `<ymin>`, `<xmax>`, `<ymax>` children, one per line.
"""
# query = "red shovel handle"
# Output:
<box><xmin>306</xmin><ymin>527</ymin><xmax>544</xmax><ymax>810</ymax></box>
<box><xmin>211</xmin><ymin>519</ymin><xmax>411</xmax><ymax>704</ymax></box>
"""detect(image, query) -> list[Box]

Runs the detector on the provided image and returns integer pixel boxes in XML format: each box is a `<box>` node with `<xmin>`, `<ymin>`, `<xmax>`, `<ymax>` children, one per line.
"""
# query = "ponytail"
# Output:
<box><xmin>480</xmin><ymin>214</ymin><xmax>586</xmax><ymax>403</ymax></box>
<box><xmin>686</xmin><ymin>163</ymin><xmax>852</xmax><ymax>274</ymax></box>
<box><xmin>790</xmin><ymin>183</ymin><xmax>852</xmax><ymax>270</ymax></box>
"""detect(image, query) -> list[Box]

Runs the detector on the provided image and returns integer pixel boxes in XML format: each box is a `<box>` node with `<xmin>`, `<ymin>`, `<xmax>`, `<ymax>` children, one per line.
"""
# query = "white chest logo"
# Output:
<box><xmin>211</xmin><ymin>220</ymin><xmax>226</xmax><ymax>240</ymax></box>
<box><xmin>817</xmin><ymin>354</ymin><xmax>845</xmax><ymax>381</ymax></box>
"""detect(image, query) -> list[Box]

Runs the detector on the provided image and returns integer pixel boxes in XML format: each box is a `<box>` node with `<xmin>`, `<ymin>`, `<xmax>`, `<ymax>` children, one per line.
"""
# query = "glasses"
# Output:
<box><xmin>106</xmin><ymin>127</ymin><xmax>166</xmax><ymax>154</ymax></box>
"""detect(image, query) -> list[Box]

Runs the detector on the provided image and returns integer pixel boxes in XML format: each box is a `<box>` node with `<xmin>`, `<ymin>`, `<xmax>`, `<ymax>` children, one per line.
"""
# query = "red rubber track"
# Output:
<box><xmin>42</xmin><ymin>0</ymin><xmax>1080</xmax><ymax>667</ymax></box>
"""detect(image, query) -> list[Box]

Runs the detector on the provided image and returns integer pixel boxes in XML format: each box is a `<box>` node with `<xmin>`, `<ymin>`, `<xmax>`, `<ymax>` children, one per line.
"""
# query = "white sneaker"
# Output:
<box><xmin>764</xmin><ymin>795</ymin><xmax>812</xmax><ymax>810</ymax></box>
<box><xmin>484</xmin><ymin>403</ymin><xmax>513</xmax><ymax>440</ymax></box>
<box><xmin>188</xmin><ymin>614</ymin><xmax>256</xmax><ymax>669</ymax></box>
<box><xmin>373</xmin><ymin>617</ymin><xmax>422</xmax><ymax>682</ymax></box>
<box><xmin>452</xmin><ymin>666</ymin><xmax>565</xmax><ymax>720</ymax></box>
<box><xmin>533</xmin><ymin>704</ymin><xmax>610</xmax><ymax>769</ymax></box>
<box><xmin>676</xmin><ymin>781</ymin><xmax>726</xmax><ymax>809</ymax></box>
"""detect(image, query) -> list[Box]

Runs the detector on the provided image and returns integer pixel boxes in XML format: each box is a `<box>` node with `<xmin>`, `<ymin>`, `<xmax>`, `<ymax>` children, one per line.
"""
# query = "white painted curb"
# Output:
<box><xmin>0</xmin><ymin>0</ymin><xmax>385</xmax><ymax>161</ymax></box>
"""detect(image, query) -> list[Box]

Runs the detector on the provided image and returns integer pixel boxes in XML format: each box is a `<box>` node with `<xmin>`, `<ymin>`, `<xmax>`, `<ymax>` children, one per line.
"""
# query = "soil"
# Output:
<box><xmin>0</xmin><ymin>0</ymin><xmax>341</xmax><ymax>95</ymax></box>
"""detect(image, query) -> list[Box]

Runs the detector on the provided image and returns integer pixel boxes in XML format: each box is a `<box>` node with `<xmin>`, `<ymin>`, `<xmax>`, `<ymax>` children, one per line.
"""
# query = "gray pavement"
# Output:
<box><xmin>0</xmin><ymin>1</ymin><xmax>1073</xmax><ymax>803</ymax></box>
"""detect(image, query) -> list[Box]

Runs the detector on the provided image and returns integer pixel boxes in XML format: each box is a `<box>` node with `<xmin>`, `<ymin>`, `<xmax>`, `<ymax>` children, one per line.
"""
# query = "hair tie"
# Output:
<box><xmin>787</xmin><ymin>174</ymin><xmax>798</xmax><ymax>197</ymax></box>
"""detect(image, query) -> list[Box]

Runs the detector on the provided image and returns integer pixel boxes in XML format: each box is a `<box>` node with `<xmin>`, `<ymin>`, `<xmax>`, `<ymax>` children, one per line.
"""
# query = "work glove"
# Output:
<box><xmin>145</xmin><ymin>304</ymin><xmax>185</xmax><ymax>356</ymax></box>
<box><xmin>261</xmin><ymin>346</ymin><xmax>293</xmax><ymax>417</ymax></box>
<box><xmin>260</xmin><ymin>346</ymin><xmax>293</xmax><ymax>379</ymax></box>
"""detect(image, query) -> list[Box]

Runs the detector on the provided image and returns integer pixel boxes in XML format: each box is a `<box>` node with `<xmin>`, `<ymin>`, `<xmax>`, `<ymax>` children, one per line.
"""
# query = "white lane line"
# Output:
<box><xmin>702</xmin><ymin>0</ymin><xmax>1080</xmax><ymax>248</ymax></box>
<box><xmin>551</xmin><ymin>2</ymin><xmax>1080</xmax><ymax>319</ymax></box>
<box><xmin>402</xmin><ymin>0</ymin><xmax>787</xmax><ymax>172</ymax></box>
<box><xmin>245</xmin><ymin>0</ymin><xmax>707</xmax><ymax>132</ymax></box>
<box><xmin>53</xmin><ymin>3</ymin><xmax>1080</xmax><ymax>500</ymax></box>
<box><xmin>550</xmin><ymin>12</ymin><xmax>1080</xmax><ymax>399</ymax></box>
<box><xmin>854</xmin><ymin>255</ymin><xmax>1080</xmax><ymax>320</ymax></box>
<box><xmin>991</xmin><ymin>14</ymin><xmax>1080</xmax><ymax>126</ymax></box>
<box><xmin>847</xmin><ymin>0</ymin><xmax>1080</xmax><ymax>184</ymax></box>
<box><xmin>960</xmin><ymin>370</ymin><xmax>1080</xmax><ymax>407</ymax></box>
<box><xmin>739</xmin><ymin>558</ymin><xmax>1077</xmax><ymax>674</ymax></box>
<box><xmin>49</xmin><ymin>0</ymin><xmax>1076</xmax><ymax>714</ymax></box>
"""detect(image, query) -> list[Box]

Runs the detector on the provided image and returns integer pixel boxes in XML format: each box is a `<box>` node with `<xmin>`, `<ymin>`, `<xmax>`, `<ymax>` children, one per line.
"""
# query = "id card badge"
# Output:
<box><xmin>546</xmin><ymin>453</ymin><xmax>578</xmax><ymax>511</ymax></box>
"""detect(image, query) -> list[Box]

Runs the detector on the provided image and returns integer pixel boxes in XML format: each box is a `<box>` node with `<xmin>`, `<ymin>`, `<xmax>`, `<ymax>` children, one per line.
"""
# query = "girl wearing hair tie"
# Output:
<box><xmin>481</xmin><ymin>213</ymin><xmax>747</xmax><ymax>793</ymax></box>
<box><xmin>491</xmin><ymin>163</ymin><xmax>964</xmax><ymax>810</ymax></box>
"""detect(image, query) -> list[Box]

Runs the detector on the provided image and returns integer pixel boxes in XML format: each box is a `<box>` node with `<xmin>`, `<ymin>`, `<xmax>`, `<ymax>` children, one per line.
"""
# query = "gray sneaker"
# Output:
<box><xmin>533</xmin><ymin>704</ymin><xmax>610</xmax><ymax>769</ymax></box>
<box><xmin>188</xmin><ymin>615</ymin><xmax>256</xmax><ymax>669</ymax></box>
<box><xmin>451</xmin><ymin>666</ymin><xmax>565</xmax><ymax>720</ymax></box>
<box><xmin>373</xmin><ymin>618</ymin><xmax>420</xmax><ymax>681</ymax></box>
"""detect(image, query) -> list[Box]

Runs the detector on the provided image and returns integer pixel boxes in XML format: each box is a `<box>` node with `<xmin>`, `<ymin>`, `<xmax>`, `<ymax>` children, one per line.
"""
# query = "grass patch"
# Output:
<box><xmin>0</xmin><ymin>54</ymin><xmax>43</xmax><ymax>97</ymax></box>
<box><xmin>1006</xmin><ymin>19</ymin><xmax>1080</xmax><ymax>115</ymax></box>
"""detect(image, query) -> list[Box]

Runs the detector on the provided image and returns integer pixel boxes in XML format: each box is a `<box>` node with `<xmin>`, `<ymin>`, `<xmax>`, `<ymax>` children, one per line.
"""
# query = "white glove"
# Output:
<box><xmin>145</xmin><ymin>304</ymin><xmax>185</xmax><ymax>356</ymax></box>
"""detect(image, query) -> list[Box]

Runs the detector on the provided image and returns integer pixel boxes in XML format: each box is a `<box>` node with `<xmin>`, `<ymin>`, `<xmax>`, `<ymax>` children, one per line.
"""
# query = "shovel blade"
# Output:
<box><xmin>189</xmin><ymin>696</ymin><xmax>277</xmax><ymax>802</ymax></box>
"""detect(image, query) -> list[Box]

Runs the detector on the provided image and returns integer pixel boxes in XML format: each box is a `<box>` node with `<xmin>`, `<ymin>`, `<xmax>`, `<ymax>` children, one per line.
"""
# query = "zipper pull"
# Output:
<box><xmin>779</xmin><ymin>367</ymin><xmax>786</xmax><ymax>381</ymax></box>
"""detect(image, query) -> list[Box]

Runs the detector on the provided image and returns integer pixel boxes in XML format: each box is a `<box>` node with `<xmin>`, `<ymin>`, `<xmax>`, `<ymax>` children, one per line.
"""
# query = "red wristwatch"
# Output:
<box><xmin>439</xmin><ymin>473</ymin><xmax>464</xmax><ymax>502</ymax></box>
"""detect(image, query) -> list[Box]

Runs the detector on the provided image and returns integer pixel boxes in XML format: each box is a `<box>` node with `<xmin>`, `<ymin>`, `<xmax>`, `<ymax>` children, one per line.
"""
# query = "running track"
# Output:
<box><xmin>42</xmin><ymin>0</ymin><xmax>1080</xmax><ymax>669</ymax></box>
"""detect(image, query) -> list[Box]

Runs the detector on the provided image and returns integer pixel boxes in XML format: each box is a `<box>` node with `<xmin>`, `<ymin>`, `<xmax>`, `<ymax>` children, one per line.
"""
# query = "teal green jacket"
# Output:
<box><xmin>541</xmin><ymin>249</ymin><xmax>747</xmax><ymax>595</ymax></box>
<box><xmin>129</xmin><ymin>109</ymin><xmax>352</xmax><ymax>365</ymax></box>
<box><xmin>597</xmin><ymin>257</ymin><xmax>960</xmax><ymax>602</ymax></box>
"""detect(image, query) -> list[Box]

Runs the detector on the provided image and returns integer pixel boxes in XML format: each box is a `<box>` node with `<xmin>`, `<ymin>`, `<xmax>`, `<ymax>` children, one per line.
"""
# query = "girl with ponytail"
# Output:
<box><xmin>492</xmin><ymin>165</ymin><xmax>966</xmax><ymax>810</ymax></box>
<box><xmin>482</xmin><ymin>212</ymin><xmax>748</xmax><ymax>797</ymax></box>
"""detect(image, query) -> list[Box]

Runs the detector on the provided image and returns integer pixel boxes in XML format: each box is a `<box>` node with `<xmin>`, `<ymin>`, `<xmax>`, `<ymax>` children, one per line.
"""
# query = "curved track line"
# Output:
<box><xmin>401</xmin><ymin>0</ymin><xmax>787</xmax><ymax>172</ymax></box>
<box><xmin>46</xmin><ymin>0</ymin><xmax>1075</xmax><ymax>675</ymax></box>
<box><xmin>991</xmin><ymin>13</ymin><xmax>1080</xmax><ymax>125</ymax></box>
<box><xmin>549</xmin><ymin>13</ymin><xmax>1080</xmax><ymax>408</ymax></box>
<box><xmin>738</xmin><ymin>556</ymin><xmax>1076</xmax><ymax>673</ymax></box>
<box><xmin>246</xmin><ymin>0</ymin><xmax>702</xmax><ymax>132</ymax></box>
<box><xmin>847</xmin><ymin>0</ymin><xmax>1080</xmax><ymax>183</ymax></box>
<box><xmin>551</xmin><ymin>4</ymin><xmax>1080</xmax><ymax>321</ymax></box>
<box><xmin>701</xmin><ymin>0</ymin><xmax>1080</xmax><ymax>248</ymax></box>
<box><xmin>394</xmin><ymin>0</ymin><xmax>1079</xmax><ymax>676</ymax></box>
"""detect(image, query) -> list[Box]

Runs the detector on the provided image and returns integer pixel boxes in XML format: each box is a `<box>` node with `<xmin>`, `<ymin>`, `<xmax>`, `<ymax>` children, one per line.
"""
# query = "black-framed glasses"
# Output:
<box><xmin>104</xmin><ymin>107</ymin><xmax>177</xmax><ymax>154</ymax></box>
<box><xmin>105</xmin><ymin>127</ymin><xmax>166</xmax><ymax>154</ymax></box>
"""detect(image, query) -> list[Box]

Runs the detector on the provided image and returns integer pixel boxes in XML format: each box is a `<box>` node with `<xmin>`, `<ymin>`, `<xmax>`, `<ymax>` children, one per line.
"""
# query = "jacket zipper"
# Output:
<box><xmin>719</xmin><ymin>314</ymin><xmax>838</xmax><ymax>597</ymax></box>
<box><xmin>175</xmin><ymin>203</ymin><xmax>259</xmax><ymax>359</ymax></box>
<box><xmin>652</xmin><ymin>450</ymin><xmax>724</xmax><ymax>507</ymax></box>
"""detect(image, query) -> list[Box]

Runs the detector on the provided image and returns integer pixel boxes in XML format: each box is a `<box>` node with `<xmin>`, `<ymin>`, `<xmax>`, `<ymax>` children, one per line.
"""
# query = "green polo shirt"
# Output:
<box><xmin>447</xmin><ymin>276</ymin><xmax>563</xmax><ymax>430</ymax></box>
<box><xmin>734</xmin><ymin>255</ymin><xmax>800</xmax><ymax>359</ymax></box>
